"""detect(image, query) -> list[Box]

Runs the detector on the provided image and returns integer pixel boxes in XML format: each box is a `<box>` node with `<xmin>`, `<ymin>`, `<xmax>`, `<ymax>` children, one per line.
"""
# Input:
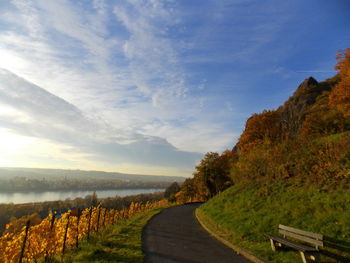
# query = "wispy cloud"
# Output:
<box><xmin>1</xmin><ymin>0</ymin><xmax>342</xmax><ymax>175</ymax></box>
<box><xmin>0</xmin><ymin>69</ymin><xmax>201</xmax><ymax>173</ymax></box>
<box><xmin>113</xmin><ymin>0</ymin><xmax>185</xmax><ymax>106</ymax></box>
<box><xmin>0</xmin><ymin>0</ymin><xmax>236</xmax><ymax>161</ymax></box>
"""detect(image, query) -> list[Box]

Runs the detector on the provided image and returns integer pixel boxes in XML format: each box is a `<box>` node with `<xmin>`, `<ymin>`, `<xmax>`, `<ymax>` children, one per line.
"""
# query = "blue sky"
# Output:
<box><xmin>0</xmin><ymin>0</ymin><xmax>349</xmax><ymax>177</ymax></box>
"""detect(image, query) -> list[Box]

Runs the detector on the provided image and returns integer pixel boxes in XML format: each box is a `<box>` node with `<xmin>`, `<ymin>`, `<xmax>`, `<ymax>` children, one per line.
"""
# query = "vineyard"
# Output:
<box><xmin>0</xmin><ymin>200</ymin><xmax>168</xmax><ymax>263</ymax></box>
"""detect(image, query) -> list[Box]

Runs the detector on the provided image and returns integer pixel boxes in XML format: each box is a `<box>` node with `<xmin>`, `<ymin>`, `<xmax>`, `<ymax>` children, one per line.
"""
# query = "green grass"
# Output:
<box><xmin>62</xmin><ymin>208</ymin><xmax>163</xmax><ymax>263</ymax></box>
<box><xmin>197</xmin><ymin>181</ymin><xmax>350</xmax><ymax>263</ymax></box>
<box><xmin>315</xmin><ymin>131</ymin><xmax>350</xmax><ymax>144</ymax></box>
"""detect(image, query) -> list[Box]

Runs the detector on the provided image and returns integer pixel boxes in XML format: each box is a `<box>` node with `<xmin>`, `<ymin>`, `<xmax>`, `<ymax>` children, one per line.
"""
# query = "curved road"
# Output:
<box><xmin>143</xmin><ymin>203</ymin><xmax>251</xmax><ymax>263</ymax></box>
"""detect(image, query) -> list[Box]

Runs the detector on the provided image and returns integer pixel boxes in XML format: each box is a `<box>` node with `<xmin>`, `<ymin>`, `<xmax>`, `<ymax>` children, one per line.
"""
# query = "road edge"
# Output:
<box><xmin>195</xmin><ymin>209</ymin><xmax>268</xmax><ymax>263</ymax></box>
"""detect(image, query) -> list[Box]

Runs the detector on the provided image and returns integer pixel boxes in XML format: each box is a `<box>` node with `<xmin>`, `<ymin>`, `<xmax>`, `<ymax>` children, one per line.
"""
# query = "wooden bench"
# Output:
<box><xmin>267</xmin><ymin>224</ymin><xmax>323</xmax><ymax>263</ymax></box>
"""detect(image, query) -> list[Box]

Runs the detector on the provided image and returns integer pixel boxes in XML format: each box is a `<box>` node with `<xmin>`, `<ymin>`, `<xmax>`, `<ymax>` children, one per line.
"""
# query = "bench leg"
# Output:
<box><xmin>269</xmin><ymin>239</ymin><xmax>283</xmax><ymax>252</ymax></box>
<box><xmin>299</xmin><ymin>251</ymin><xmax>320</xmax><ymax>263</ymax></box>
<box><xmin>270</xmin><ymin>239</ymin><xmax>277</xmax><ymax>251</ymax></box>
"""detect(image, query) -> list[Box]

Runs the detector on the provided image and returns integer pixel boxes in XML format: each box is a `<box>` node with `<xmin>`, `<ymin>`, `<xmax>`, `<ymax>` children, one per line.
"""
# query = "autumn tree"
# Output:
<box><xmin>237</xmin><ymin>110</ymin><xmax>281</xmax><ymax>153</ymax></box>
<box><xmin>164</xmin><ymin>182</ymin><xmax>181</xmax><ymax>202</ymax></box>
<box><xmin>177</xmin><ymin>178</ymin><xmax>196</xmax><ymax>203</ymax></box>
<box><xmin>209</xmin><ymin>150</ymin><xmax>235</xmax><ymax>192</ymax></box>
<box><xmin>187</xmin><ymin>151</ymin><xmax>235</xmax><ymax>201</ymax></box>
<box><xmin>329</xmin><ymin>48</ymin><xmax>350</xmax><ymax>115</ymax></box>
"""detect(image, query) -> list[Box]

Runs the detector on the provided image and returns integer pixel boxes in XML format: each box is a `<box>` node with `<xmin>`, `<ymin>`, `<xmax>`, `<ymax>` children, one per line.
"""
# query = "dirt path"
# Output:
<box><xmin>143</xmin><ymin>203</ymin><xmax>251</xmax><ymax>263</ymax></box>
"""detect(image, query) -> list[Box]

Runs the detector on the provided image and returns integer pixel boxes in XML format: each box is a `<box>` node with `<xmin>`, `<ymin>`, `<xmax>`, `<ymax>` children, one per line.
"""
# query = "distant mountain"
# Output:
<box><xmin>0</xmin><ymin>167</ymin><xmax>186</xmax><ymax>183</ymax></box>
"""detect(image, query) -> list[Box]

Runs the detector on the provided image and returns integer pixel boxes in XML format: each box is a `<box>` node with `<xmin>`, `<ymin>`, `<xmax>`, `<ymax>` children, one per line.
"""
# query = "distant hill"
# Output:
<box><xmin>0</xmin><ymin>167</ymin><xmax>186</xmax><ymax>182</ymax></box>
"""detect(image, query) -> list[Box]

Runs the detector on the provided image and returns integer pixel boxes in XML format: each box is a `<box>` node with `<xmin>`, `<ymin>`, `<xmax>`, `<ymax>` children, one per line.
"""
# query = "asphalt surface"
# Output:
<box><xmin>143</xmin><ymin>203</ymin><xmax>251</xmax><ymax>263</ymax></box>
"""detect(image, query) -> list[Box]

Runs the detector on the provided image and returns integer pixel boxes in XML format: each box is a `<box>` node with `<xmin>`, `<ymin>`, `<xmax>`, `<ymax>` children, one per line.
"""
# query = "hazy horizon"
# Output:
<box><xmin>0</xmin><ymin>166</ymin><xmax>186</xmax><ymax>178</ymax></box>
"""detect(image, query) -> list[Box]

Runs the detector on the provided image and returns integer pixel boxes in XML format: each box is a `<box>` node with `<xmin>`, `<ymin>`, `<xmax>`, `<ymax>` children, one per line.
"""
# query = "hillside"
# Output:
<box><xmin>197</xmin><ymin>181</ymin><xmax>350</xmax><ymax>262</ymax></box>
<box><xmin>176</xmin><ymin>49</ymin><xmax>350</xmax><ymax>262</ymax></box>
<box><xmin>178</xmin><ymin>50</ymin><xmax>350</xmax><ymax>202</ymax></box>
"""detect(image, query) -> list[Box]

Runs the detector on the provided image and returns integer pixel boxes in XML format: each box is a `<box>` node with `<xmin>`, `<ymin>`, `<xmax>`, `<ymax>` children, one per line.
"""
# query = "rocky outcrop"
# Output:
<box><xmin>277</xmin><ymin>77</ymin><xmax>329</xmax><ymax>137</ymax></box>
<box><xmin>233</xmin><ymin>76</ymin><xmax>337</xmax><ymax>152</ymax></box>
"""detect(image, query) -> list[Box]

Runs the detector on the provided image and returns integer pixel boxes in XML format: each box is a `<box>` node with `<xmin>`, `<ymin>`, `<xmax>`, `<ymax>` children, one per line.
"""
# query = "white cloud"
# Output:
<box><xmin>0</xmin><ymin>69</ymin><xmax>201</xmax><ymax>174</ymax></box>
<box><xmin>113</xmin><ymin>0</ymin><xmax>186</xmax><ymax>108</ymax></box>
<box><xmin>0</xmin><ymin>0</ymin><xmax>238</xmax><ymax>176</ymax></box>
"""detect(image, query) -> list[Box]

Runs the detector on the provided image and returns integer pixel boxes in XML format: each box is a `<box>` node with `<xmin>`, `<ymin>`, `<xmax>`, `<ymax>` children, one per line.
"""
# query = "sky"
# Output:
<box><xmin>0</xmin><ymin>0</ymin><xmax>349</xmax><ymax>177</ymax></box>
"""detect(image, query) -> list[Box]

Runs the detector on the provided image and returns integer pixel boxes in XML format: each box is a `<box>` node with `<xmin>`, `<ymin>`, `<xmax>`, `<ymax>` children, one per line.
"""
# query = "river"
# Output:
<box><xmin>0</xmin><ymin>188</ymin><xmax>165</xmax><ymax>204</ymax></box>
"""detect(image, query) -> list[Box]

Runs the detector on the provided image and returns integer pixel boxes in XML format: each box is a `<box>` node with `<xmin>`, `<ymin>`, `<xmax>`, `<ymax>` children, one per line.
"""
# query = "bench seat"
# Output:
<box><xmin>267</xmin><ymin>225</ymin><xmax>323</xmax><ymax>263</ymax></box>
<box><xmin>267</xmin><ymin>234</ymin><xmax>318</xmax><ymax>252</ymax></box>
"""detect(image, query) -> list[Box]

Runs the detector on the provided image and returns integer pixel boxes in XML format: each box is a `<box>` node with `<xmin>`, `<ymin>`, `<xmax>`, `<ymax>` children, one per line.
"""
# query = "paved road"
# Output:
<box><xmin>143</xmin><ymin>203</ymin><xmax>251</xmax><ymax>263</ymax></box>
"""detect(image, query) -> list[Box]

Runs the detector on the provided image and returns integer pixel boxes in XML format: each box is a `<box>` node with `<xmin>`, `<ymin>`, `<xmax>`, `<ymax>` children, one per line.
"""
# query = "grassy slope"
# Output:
<box><xmin>197</xmin><ymin>181</ymin><xmax>350</xmax><ymax>263</ymax></box>
<box><xmin>62</xmin><ymin>208</ymin><xmax>162</xmax><ymax>263</ymax></box>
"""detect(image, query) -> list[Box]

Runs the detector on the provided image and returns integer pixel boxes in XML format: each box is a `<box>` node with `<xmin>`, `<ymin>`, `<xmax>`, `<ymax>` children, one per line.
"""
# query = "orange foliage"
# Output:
<box><xmin>329</xmin><ymin>48</ymin><xmax>350</xmax><ymax>115</ymax></box>
<box><xmin>300</xmin><ymin>91</ymin><xmax>349</xmax><ymax>137</ymax></box>
<box><xmin>237</xmin><ymin>110</ymin><xmax>281</xmax><ymax>153</ymax></box>
<box><xmin>4</xmin><ymin>213</ymin><xmax>41</xmax><ymax>235</ymax></box>
<box><xmin>0</xmin><ymin>200</ymin><xmax>168</xmax><ymax>262</ymax></box>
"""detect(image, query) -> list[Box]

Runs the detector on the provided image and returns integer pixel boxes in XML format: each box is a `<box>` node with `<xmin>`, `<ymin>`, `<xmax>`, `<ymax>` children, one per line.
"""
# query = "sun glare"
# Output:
<box><xmin>0</xmin><ymin>129</ymin><xmax>36</xmax><ymax>167</ymax></box>
<box><xmin>0</xmin><ymin>129</ymin><xmax>35</xmax><ymax>153</ymax></box>
<box><xmin>0</xmin><ymin>49</ymin><xmax>27</xmax><ymax>74</ymax></box>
